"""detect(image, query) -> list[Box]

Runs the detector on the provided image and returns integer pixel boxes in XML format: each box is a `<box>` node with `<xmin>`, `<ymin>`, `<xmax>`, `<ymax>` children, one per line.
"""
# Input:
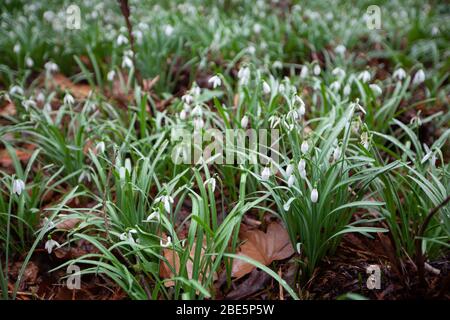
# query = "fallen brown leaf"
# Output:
<box><xmin>232</xmin><ymin>222</ymin><xmax>294</xmax><ymax>279</ymax></box>
<box><xmin>50</xmin><ymin>73</ymin><xmax>92</xmax><ymax>99</ymax></box>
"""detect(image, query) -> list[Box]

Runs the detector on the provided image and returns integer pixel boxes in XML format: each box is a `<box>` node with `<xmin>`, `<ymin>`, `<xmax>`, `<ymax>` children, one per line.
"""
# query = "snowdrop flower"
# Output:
<box><xmin>288</xmin><ymin>175</ymin><xmax>295</xmax><ymax>188</ymax></box>
<box><xmin>330</xmin><ymin>81</ymin><xmax>341</xmax><ymax>91</ymax></box>
<box><xmin>296</xmin><ymin>243</ymin><xmax>302</xmax><ymax>254</ymax></box>
<box><xmin>14</xmin><ymin>43</ymin><xmax>21</xmax><ymax>54</ymax></box>
<box><xmin>164</xmin><ymin>25</ymin><xmax>174</xmax><ymax>36</ymax></box>
<box><xmin>22</xmin><ymin>99</ymin><xmax>36</xmax><ymax>111</ymax></box>
<box><xmin>310</xmin><ymin>188</ymin><xmax>319</xmax><ymax>203</ymax></box>
<box><xmin>193</xmin><ymin>117</ymin><xmax>204</xmax><ymax>130</ymax></box>
<box><xmin>253</xmin><ymin>23</ymin><xmax>261</xmax><ymax>34</ymax></box>
<box><xmin>191</xmin><ymin>85</ymin><xmax>201</xmax><ymax>97</ymax></box>
<box><xmin>160</xmin><ymin>236</ymin><xmax>172</xmax><ymax>248</ymax></box>
<box><xmin>431</xmin><ymin>26</ymin><xmax>439</xmax><ymax>36</ymax></box>
<box><xmin>9</xmin><ymin>85</ymin><xmax>24</xmax><ymax>96</ymax></box>
<box><xmin>247</xmin><ymin>46</ymin><xmax>256</xmax><ymax>55</ymax></box>
<box><xmin>273</xmin><ymin>61</ymin><xmax>283</xmax><ymax>69</ymax></box>
<box><xmin>145</xmin><ymin>211</ymin><xmax>160</xmax><ymax>223</ymax></box>
<box><xmin>334</xmin><ymin>44</ymin><xmax>346</xmax><ymax>55</ymax></box>
<box><xmin>64</xmin><ymin>92</ymin><xmax>75</xmax><ymax>105</ymax></box>
<box><xmin>241</xmin><ymin>115</ymin><xmax>249</xmax><ymax>128</ymax></box>
<box><xmin>262</xmin><ymin>81</ymin><xmax>271</xmax><ymax>94</ymax></box>
<box><xmin>12</xmin><ymin>179</ymin><xmax>25</xmax><ymax>195</ymax></box>
<box><xmin>44</xmin><ymin>61</ymin><xmax>58</xmax><ymax>73</ymax></box>
<box><xmin>119</xmin><ymin>167</ymin><xmax>127</xmax><ymax>181</ymax></box>
<box><xmin>45</xmin><ymin>238</ymin><xmax>61</xmax><ymax>254</ymax></box>
<box><xmin>412</xmin><ymin>69</ymin><xmax>425</xmax><ymax>85</ymax></box>
<box><xmin>393</xmin><ymin>68</ymin><xmax>406</xmax><ymax>81</ymax></box>
<box><xmin>191</xmin><ymin>104</ymin><xmax>203</xmax><ymax>117</ymax></box>
<box><xmin>95</xmin><ymin>141</ymin><xmax>105</xmax><ymax>154</ymax></box>
<box><xmin>333</xmin><ymin>146</ymin><xmax>341</xmax><ymax>161</ymax></box>
<box><xmin>124</xmin><ymin>158</ymin><xmax>132</xmax><ymax>173</ymax></box>
<box><xmin>369</xmin><ymin>84</ymin><xmax>382</xmax><ymax>96</ymax></box>
<box><xmin>285</xmin><ymin>163</ymin><xmax>294</xmax><ymax>177</ymax></box>
<box><xmin>261</xmin><ymin>166</ymin><xmax>271</xmax><ymax>181</ymax></box>
<box><xmin>179</xmin><ymin>109</ymin><xmax>187</xmax><ymax>120</ymax></box>
<box><xmin>208</xmin><ymin>75</ymin><xmax>221</xmax><ymax>88</ymax></box>
<box><xmin>122</xmin><ymin>55</ymin><xmax>133</xmax><ymax>69</ymax></box>
<box><xmin>107</xmin><ymin>70</ymin><xmax>115</xmax><ymax>82</ymax></box>
<box><xmin>116</xmin><ymin>34</ymin><xmax>128</xmax><ymax>46</ymax></box>
<box><xmin>358</xmin><ymin>70</ymin><xmax>371</xmax><ymax>83</ymax></box>
<box><xmin>25</xmin><ymin>57</ymin><xmax>34</xmax><ymax>68</ymax></box>
<box><xmin>298</xmin><ymin>158</ymin><xmax>306</xmax><ymax>172</ymax></box>
<box><xmin>155</xmin><ymin>195</ymin><xmax>174</xmax><ymax>213</ymax></box>
<box><xmin>238</xmin><ymin>66</ymin><xmax>250</xmax><ymax>85</ymax></box>
<box><xmin>283</xmin><ymin>197</ymin><xmax>295</xmax><ymax>211</ymax></box>
<box><xmin>119</xmin><ymin>229</ymin><xmax>137</xmax><ymax>244</ymax></box>
<box><xmin>332</xmin><ymin>67</ymin><xmax>346</xmax><ymax>79</ymax></box>
<box><xmin>182</xmin><ymin>94</ymin><xmax>194</xmax><ymax>104</ymax></box>
<box><xmin>299</xmin><ymin>168</ymin><xmax>307</xmax><ymax>179</ymax></box>
<box><xmin>301</xmin><ymin>141</ymin><xmax>309</xmax><ymax>154</ymax></box>
<box><xmin>278</xmin><ymin>83</ymin><xmax>285</xmax><ymax>93</ymax></box>
<box><xmin>43</xmin><ymin>217</ymin><xmax>56</xmax><ymax>230</ymax></box>
<box><xmin>300</xmin><ymin>65</ymin><xmax>309</xmax><ymax>79</ymax></box>
<box><xmin>313</xmin><ymin>64</ymin><xmax>321</xmax><ymax>76</ymax></box>
<box><xmin>343</xmin><ymin>84</ymin><xmax>351</xmax><ymax>96</ymax></box>
<box><xmin>204</xmin><ymin>177</ymin><xmax>217</xmax><ymax>192</ymax></box>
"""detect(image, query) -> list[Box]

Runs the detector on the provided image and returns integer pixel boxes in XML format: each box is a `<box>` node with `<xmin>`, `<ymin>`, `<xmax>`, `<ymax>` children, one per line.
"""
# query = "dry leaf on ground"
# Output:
<box><xmin>50</xmin><ymin>73</ymin><xmax>92</xmax><ymax>99</ymax></box>
<box><xmin>232</xmin><ymin>221</ymin><xmax>294</xmax><ymax>279</ymax></box>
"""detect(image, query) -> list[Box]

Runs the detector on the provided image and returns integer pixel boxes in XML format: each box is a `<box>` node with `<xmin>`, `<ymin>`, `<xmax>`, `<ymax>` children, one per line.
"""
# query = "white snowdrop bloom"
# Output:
<box><xmin>369</xmin><ymin>84</ymin><xmax>382</xmax><ymax>96</ymax></box>
<box><xmin>179</xmin><ymin>109</ymin><xmax>187</xmax><ymax>120</ymax></box>
<box><xmin>412</xmin><ymin>69</ymin><xmax>425</xmax><ymax>85</ymax></box>
<box><xmin>298</xmin><ymin>158</ymin><xmax>306</xmax><ymax>172</ymax></box>
<box><xmin>431</xmin><ymin>26</ymin><xmax>439</xmax><ymax>36</ymax></box>
<box><xmin>191</xmin><ymin>85</ymin><xmax>201</xmax><ymax>97</ymax></box>
<box><xmin>43</xmin><ymin>217</ymin><xmax>56</xmax><ymax>231</ymax></box>
<box><xmin>120</xmin><ymin>229</ymin><xmax>137</xmax><ymax>244</ymax></box>
<box><xmin>124</xmin><ymin>158</ymin><xmax>132</xmax><ymax>174</ymax></box>
<box><xmin>296</xmin><ymin>243</ymin><xmax>301</xmax><ymax>254</ymax></box>
<box><xmin>9</xmin><ymin>85</ymin><xmax>24</xmax><ymax>96</ymax></box>
<box><xmin>300</xmin><ymin>65</ymin><xmax>309</xmax><ymax>79</ymax></box>
<box><xmin>278</xmin><ymin>83</ymin><xmax>285</xmax><ymax>93</ymax></box>
<box><xmin>238</xmin><ymin>66</ymin><xmax>250</xmax><ymax>85</ymax></box>
<box><xmin>247</xmin><ymin>46</ymin><xmax>256</xmax><ymax>55</ymax></box>
<box><xmin>343</xmin><ymin>84</ymin><xmax>351</xmax><ymax>96</ymax></box>
<box><xmin>285</xmin><ymin>163</ymin><xmax>294</xmax><ymax>177</ymax></box>
<box><xmin>299</xmin><ymin>168</ymin><xmax>307</xmax><ymax>179</ymax></box>
<box><xmin>208</xmin><ymin>75</ymin><xmax>221</xmax><ymax>88</ymax></box>
<box><xmin>116</xmin><ymin>34</ymin><xmax>128</xmax><ymax>46</ymax></box>
<box><xmin>393</xmin><ymin>68</ymin><xmax>406</xmax><ymax>81</ymax></box>
<box><xmin>204</xmin><ymin>177</ymin><xmax>217</xmax><ymax>192</ymax></box>
<box><xmin>193</xmin><ymin>117</ymin><xmax>204</xmax><ymax>130</ymax></box>
<box><xmin>160</xmin><ymin>236</ymin><xmax>172</xmax><ymax>248</ymax></box>
<box><xmin>262</xmin><ymin>81</ymin><xmax>271</xmax><ymax>94</ymax></box>
<box><xmin>241</xmin><ymin>115</ymin><xmax>249</xmax><ymax>128</ymax></box>
<box><xmin>332</xmin><ymin>67</ymin><xmax>346</xmax><ymax>79</ymax></box>
<box><xmin>191</xmin><ymin>104</ymin><xmax>203</xmax><ymax>117</ymax></box>
<box><xmin>121</xmin><ymin>55</ymin><xmax>133</xmax><ymax>69</ymax></box>
<box><xmin>183</xmin><ymin>103</ymin><xmax>191</xmax><ymax>112</ymax></box>
<box><xmin>313</xmin><ymin>64</ymin><xmax>321</xmax><ymax>76</ymax></box>
<box><xmin>45</xmin><ymin>239</ymin><xmax>61</xmax><ymax>254</ymax></box>
<box><xmin>25</xmin><ymin>57</ymin><xmax>34</xmax><ymax>68</ymax></box>
<box><xmin>64</xmin><ymin>92</ymin><xmax>74</xmax><ymax>105</ymax></box>
<box><xmin>273</xmin><ymin>61</ymin><xmax>283</xmax><ymax>69</ymax></box>
<box><xmin>334</xmin><ymin>44</ymin><xmax>346</xmax><ymax>55</ymax></box>
<box><xmin>310</xmin><ymin>188</ymin><xmax>318</xmax><ymax>203</ymax></box>
<box><xmin>119</xmin><ymin>167</ymin><xmax>127</xmax><ymax>181</ymax></box>
<box><xmin>288</xmin><ymin>175</ymin><xmax>295</xmax><ymax>188</ymax></box>
<box><xmin>283</xmin><ymin>197</ymin><xmax>295</xmax><ymax>211</ymax></box>
<box><xmin>330</xmin><ymin>81</ymin><xmax>341</xmax><ymax>91</ymax></box>
<box><xmin>12</xmin><ymin>179</ymin><xmax>25</xmax><ymax>195</ymax></box>
<box><xmin>155</xmin><ymin>195</ymin><xmax>174</xmax><ymax>213</ymax></box>
<box><xmin>182</xmin><ymin>94</ymin><xmax>194</xmax><ymax>104</ymax></box>
<box><xmin>22</xmin><ymin>99</ymin><xmax>36</xmax><ymax>111</ymax></box>
<box><xmin>253</xmin><ymin>23</ymin><xmax>261</xmax><ymax>34</ymax></box>
<box><xmin>261</xmin><ymin>166</ymin><xmax>271</xmax><ymax>181</ymax></box>
<box><xmin>164</xmin><ymin>24</ymin><xmax>174</xmax><ymax>36</ymax></box>
<box><xmin>298</xmin><ymin>103</ymin><xmax>306</xmax><ymax>117</ymax></box>
<box><xmin>333</xmin><ymin>146</ymin><xmax>341</xmax><ymax>161</ymax></box>
<box><xmin>95</xmin><ymin>141</ymin><xmax>105</xmax><ymax>154</ymax></box>
<box><xmin>132</xmin><ymin>29</ymin><xmax>143</xmax><ymax>44</ymax></box>
<box><xmin>358</xmin><ymin>70</ymin><xmax>371</xmax><ymax>83</ymax></box>
<box><xmin>44</xmin><ymin>61</ymin><xmax>58</xmax><ymax>73</ymax></box>
<box><xmin>145</xmin><ymin>211</ymin><xmax>160</xmax><ymax>223</ymax></box>
<box><xmin>301</xmin><ymin>141</ymin><xmax>309</xmax><ymax>154</ymax></box>
<box><xmin>43</xmin><ymin>10</ymin><xmax>55</xmax><ymax>22</ymax></box>
<box><xmin>13</xmin><ymin>43</ymin><xmax>21</xmax><ymax>54</ymax></box>
<box><xmin>107</xmin><ymin>70</ymin><xmax>115</xmax><ymax>82</ymax></box>
<box><xmin>36</xmin><ymin>92</ymin><xmax>45</xmax><ymax>103</ymax></box>
<box><xmin>43</xmin><ymin>103</ymin><xmax>52</xmax><ymax>113</ymax></box>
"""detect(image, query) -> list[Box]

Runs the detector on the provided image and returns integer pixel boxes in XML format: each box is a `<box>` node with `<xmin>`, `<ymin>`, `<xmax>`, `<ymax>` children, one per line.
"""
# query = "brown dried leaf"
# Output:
<box><xmin>50</xmin><ymin>73</ymin><xmax>92</xmax><ymax>99</ymax></box>
<box><xmin>232</xmin><ymin>222</ymin><xmax>294</xmax><ymax>279</ymax></box>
